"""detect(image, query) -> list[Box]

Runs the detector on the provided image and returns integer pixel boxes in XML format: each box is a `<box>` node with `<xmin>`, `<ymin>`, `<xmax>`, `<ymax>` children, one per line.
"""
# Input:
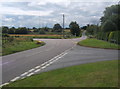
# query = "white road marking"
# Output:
<box><xmin>4</xmin><ymin>48</ymin><xmax>69</xmax><ymax>86</ymax></box>
<box><xmin>0</xmin><ymin>83</ymin><xmax>9</xmax><ymax>87</ymax></box>
<box><xmin>35</xmin><ymin>66</ymin><xmax>41</xmax><ymax>69</ymax></box>
<box><xmin>27</xmin><ymin>73</ymin><xmax>34</xmax><ymax>77</ymax></box>
<box><xmin>10</xmin><ymin>77</ymin><xmax>20</xmax><ymax>82</ymax></box>
<box><xmin>21</xmin><ymin>72</ymin><xmax>28</xmax><ymax>76</ymax></box>
<box><xmin>21</xmin><ymin>77</ymin><xmax>25</xmax><ymax>79</ymax></box>
<box><xmin>28</xmin><ymin>68</ymin><xmax>35</xmax><ymax>72</ymax></box>
<box><xmin>34</xmin><ymin>69</ymin><xmax>41</xmax><ymax>73</ymax></box>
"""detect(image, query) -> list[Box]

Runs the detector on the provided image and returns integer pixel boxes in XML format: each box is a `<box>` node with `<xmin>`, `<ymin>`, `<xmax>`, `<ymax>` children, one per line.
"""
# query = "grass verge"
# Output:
<box><xmin>78</xmin><ymin>38</ymin><xmax>120</xmax><ymax>50</ymax></box>
<box><xmin>4</xmin><ymin>60</ymin><xmax>118</xmax><ymax>87</ymax></box>
<box><xmin>2</xmin><ymin>41</ymin><xmax>45</xmax><ymax>56</ymax></box>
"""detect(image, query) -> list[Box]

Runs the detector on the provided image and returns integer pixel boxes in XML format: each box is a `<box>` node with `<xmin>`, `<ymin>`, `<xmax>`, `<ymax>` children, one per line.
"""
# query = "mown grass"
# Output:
<box><xmin>2</xmin><ymin>37</ymin><xmax>45</xmax><ymax>56</ymax></box>
<box><xmin>4</xmin><ymin>60</ymin><xmax>118</xmax><ymax>87</ymax></box>
<box><xmin>78</xmin><ymin>38</ymin><xmax>120</xmax><ymax>49</ymax></box>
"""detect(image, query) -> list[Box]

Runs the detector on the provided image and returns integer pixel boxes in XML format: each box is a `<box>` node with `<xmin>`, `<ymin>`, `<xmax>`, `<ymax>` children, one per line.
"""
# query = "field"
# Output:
<box><xmin>4</xmin><ymin>60</ymin><xmax>118</xmax><ymax>87</ymax></box>
<box><xmin>78</xmin><ymin>38</ymin><xmax>120</xmax><ymax>50</ymax></box>
<box><xmin>9</xmin><ymin>34</ymin><xmax>63</xmax><ymax>39</ymax></box>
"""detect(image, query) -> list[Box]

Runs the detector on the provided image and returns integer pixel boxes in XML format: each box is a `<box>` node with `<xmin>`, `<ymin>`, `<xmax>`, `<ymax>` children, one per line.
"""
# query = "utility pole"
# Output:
<box><xmin>62</xmin><ymin>14</ymin><xmax>65</xmax><ymax>38</ymax></box>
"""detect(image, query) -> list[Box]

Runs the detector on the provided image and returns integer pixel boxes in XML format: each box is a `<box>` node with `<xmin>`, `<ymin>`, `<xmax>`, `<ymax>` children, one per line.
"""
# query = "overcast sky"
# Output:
<box><xmin>0</xmin><ymin>0</ymin><xmax>119</xmax><ymax>28</ymax></box>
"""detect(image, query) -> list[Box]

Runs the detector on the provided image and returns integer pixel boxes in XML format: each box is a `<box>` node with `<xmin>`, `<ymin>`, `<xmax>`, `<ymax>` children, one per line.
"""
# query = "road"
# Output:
<box><xmin>2</xmin><ymin>35</ymin><xmax>86</xmax><ymax>84</ymax></box>
<box><xmin>1</xmin><ymin>34</ymin><xmax>119</xmax><ymax>85</ymax></box>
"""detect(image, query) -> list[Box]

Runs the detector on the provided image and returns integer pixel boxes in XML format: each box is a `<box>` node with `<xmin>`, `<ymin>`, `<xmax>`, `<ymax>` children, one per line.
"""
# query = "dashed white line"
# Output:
<box><xmin>34</xmin><ymin>69</ymin><xmax>41</xmax><ymax>73</ymax></box>
<box><xmin>28</xmin><ymin>68</ymin><xmax>35</xmax><ymax>72</ymax></box>
<box><xmin>3</xmin><ymin>48</ymin><xmax>69</xmax><ymax>86</ymax></box>
<box><xmin>21</xmin><ymin>72</ymin><xmax>28</xmax><ymax>76</ymax></box>
<box><xmin>35</xmin><ymin>66</ymin><xmax>41</xmax><ymax>69</ymax></box>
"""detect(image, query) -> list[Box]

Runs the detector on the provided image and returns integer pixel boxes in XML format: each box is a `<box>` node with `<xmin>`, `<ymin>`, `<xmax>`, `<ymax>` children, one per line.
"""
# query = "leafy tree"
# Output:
<box><xmin>39</xmin><ymin>28</ymin><xmax>45</xmax><ymax>34</ymax></box>
<box><xmin>101</xmin><ymin>20</ymin><xmax>117</xmax><ymax>32</ymax></box>
<box><xmin>69</xmin><ymin>21</ymin><xmax>80</xmax><ymax>36</ymax></box>
<box><xmin>53</xmin><ymin>23</ymin><xmax>62</xmax><ymax>32</ymax></box>
<box><xmin>100</xmin><ymin>4</ymin><xmax>120</xmax><ymax>30</ymax></box>
<box><xmin>33</xmin><ymin>27</ymin><xmax>39</xmax><ymax>32</ymax></box>
<box><xmin>15</xmin><ymin>27</ymin><xmax>28</xmax><ymax>34</ymax></box>
<box><xmin>86</xmin><ymin>24</ymin><xmax>99</xmax><ymax>35</ymax></box>
<box><xmin>2</xmin><ymin>26</ymin><xmax>9</xmax><ymax>33</ymax></box>
<box><xmin>81</xmin><ymin>26</ymin><xmax>87</xmax><ymax>30</ymax></box>
<box><xmin>44</xmin><ymin>27</ymin><xmax>49</xmax><ymax>32</ymax></box>
<box><xmin>8</xmin><ymin>27</ymin><xmax>15</xmax><ymax>34</ymax></box>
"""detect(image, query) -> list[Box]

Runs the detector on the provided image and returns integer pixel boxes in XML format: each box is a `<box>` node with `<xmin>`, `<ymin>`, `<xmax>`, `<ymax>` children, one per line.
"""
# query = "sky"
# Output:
<box><xmin>0</xmin><ymin>0</ymin><xmax>119</xmax><ymax>28</ymax></box>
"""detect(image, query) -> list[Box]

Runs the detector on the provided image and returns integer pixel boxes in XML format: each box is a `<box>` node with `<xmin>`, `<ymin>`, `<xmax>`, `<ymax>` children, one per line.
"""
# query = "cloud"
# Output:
<box><xmin>1</xmin><ymin>1</ymin><xmax>118</xmax><ymax>28</ymax></box>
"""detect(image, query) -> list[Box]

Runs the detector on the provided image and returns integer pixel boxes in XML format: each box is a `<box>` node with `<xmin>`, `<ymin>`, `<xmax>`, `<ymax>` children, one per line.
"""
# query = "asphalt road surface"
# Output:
<box><xmin>1</xmin><ymin>34</ymin><xmax>119</xmax><ymax>85</ymax></box>
<box><xmin>2</xmin><ymin>35</ymin><xmax>86</xmax><ymax>84</ymax></box>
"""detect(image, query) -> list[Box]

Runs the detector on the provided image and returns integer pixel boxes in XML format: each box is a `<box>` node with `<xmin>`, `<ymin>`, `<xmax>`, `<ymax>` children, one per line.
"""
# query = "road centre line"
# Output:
<box><xmin>1</xmin><ymin>47</ymin><xmax>71</xmax><ymax>87</ymax></box>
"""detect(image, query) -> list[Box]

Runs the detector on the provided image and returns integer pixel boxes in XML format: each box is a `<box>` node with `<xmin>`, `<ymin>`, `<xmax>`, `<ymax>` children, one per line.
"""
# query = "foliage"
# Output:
<box><xmin>52</xmin><ymin>23</ymin><xmax>62</xmax><ymax>32</ymax></box>
<box><xmin>86</xmin><ymin>24</ymin><xmax>99</xmax><ymax>36</ymax></box>
<box><xmin>96</xmin><ymin>31</ymin><xmax>120</xmax><ymax>44</ymax></box>
<box><xmin>2</xmin><ymin>37</ymin><xmax>45</xmax><ymax>55</ymax></box>
<box><xmin>69</xmin><ymin>21</ymin><xmax>80</xmax><ymax>36</ymax></box>
<box><xmin>2</xmin><ymin>26</ymin><xmax>9</xmax><ymax>33</ymax></box>
<box><xmin>101</xmin><ymin>20</ymin><xmax>117</xmax><ymax>32</ymax></box>
<box><xmin>15</xmin><ymin>27</ymin><xmax>28</xmax><ymax>34</ymax></box>
<box><xmin>39</xmin><ymin>29</ymin><xmax>46</xmax><ymax>34</ymax></box>
<box><xmin>8</xmin><ymin>27</ymin><xmax>15</xmax><ymax>34</ymax></box>
<box><xmin>100</xmin><ymin>4</ymin><xmax>120</xmax><ymax>30</ymax></box>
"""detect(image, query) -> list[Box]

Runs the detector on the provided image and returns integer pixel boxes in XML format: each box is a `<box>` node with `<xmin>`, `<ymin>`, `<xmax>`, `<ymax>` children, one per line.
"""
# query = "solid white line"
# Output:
<box><xmin>10</xmin><ymin>77</ymin><xmax>20</xmax><ymax>82</ymax></box>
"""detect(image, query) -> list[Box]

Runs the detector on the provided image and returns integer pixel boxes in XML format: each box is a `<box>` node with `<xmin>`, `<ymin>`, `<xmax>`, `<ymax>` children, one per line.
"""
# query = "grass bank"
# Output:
<box><xmin>4</xmin><ymin>60</ymin><xmax>118</xmax><ymax>87</ymax></box>
<box><xmin>78</xmin><ymin>38</ymin><xmax>120</xmax><ymax>50</ymax></box>
<box><xmin>2</xmin><ymin>37</ymin><xmax>45</xmax><ymax>56</ymax></box>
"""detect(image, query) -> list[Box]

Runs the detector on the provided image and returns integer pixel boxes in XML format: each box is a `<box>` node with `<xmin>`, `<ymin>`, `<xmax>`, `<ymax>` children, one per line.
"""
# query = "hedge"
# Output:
<box><xmin>96</xmin><ymin>31</ymin><xmax>120</xmax><ymax>44</ymax></box>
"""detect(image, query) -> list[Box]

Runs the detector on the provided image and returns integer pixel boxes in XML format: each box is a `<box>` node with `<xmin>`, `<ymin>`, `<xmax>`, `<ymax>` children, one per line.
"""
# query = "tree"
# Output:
<box><xmin>101</xmin><ymin>20</ymin><xmax>117</xmax><ymax>32</ymax></box>
<box><xmin>100</xmin><ymin>4</ymin><xmax>120</xmax><ymax>30</ymax></box>
<box><xmin>44</xmin><ymin>27</ymin><xmax>49</xmax><ymax>32</ymax></box>
<box><xmin>86</xmin><ymin>24</ymin><xmax>99</xmax><ymax>35</ymax></box>
<box><xmin>53</xmin><ymin>23</ymin><xmax>62</xmax><ymax>32</ymax></box>
<box><xmin>81</xmin><ymin>26</ymin><xmax>87</xmax><ymax>30</ymax></box>
<box><xmin>39</xmin><ymin>28</ymin><xmax>45</xmax><ymax>34</ymax></box>
<box><xmin>2</xmin><ymin>26</ymin><xmax>9</xmax><ymax>33</ymax></box>
<box><xmin>8</xmin><ymin>27</ymin><xmax>15</xmax><ymax>34</ymax></box>
<box><xmin>69</xmin><ymin>21</ymin><xmax>80</xmax><ymax>36</ymax></box>
<box><xmin>15</xmin><ymin>27</ymin><xmax>28</xmax><ymax>34</ymax></box>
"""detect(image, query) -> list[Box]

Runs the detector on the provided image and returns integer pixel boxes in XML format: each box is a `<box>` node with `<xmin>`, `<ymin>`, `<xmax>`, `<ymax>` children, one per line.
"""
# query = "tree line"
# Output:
<box><xmin>1</xmin><ymin>21</ymin><xmax>81</xmax><ymax>36</ymax></box>
<box><xmin>85</xmin><ymin>4</ymin><xmax>120</xmax><ymax>44</ymax></box>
